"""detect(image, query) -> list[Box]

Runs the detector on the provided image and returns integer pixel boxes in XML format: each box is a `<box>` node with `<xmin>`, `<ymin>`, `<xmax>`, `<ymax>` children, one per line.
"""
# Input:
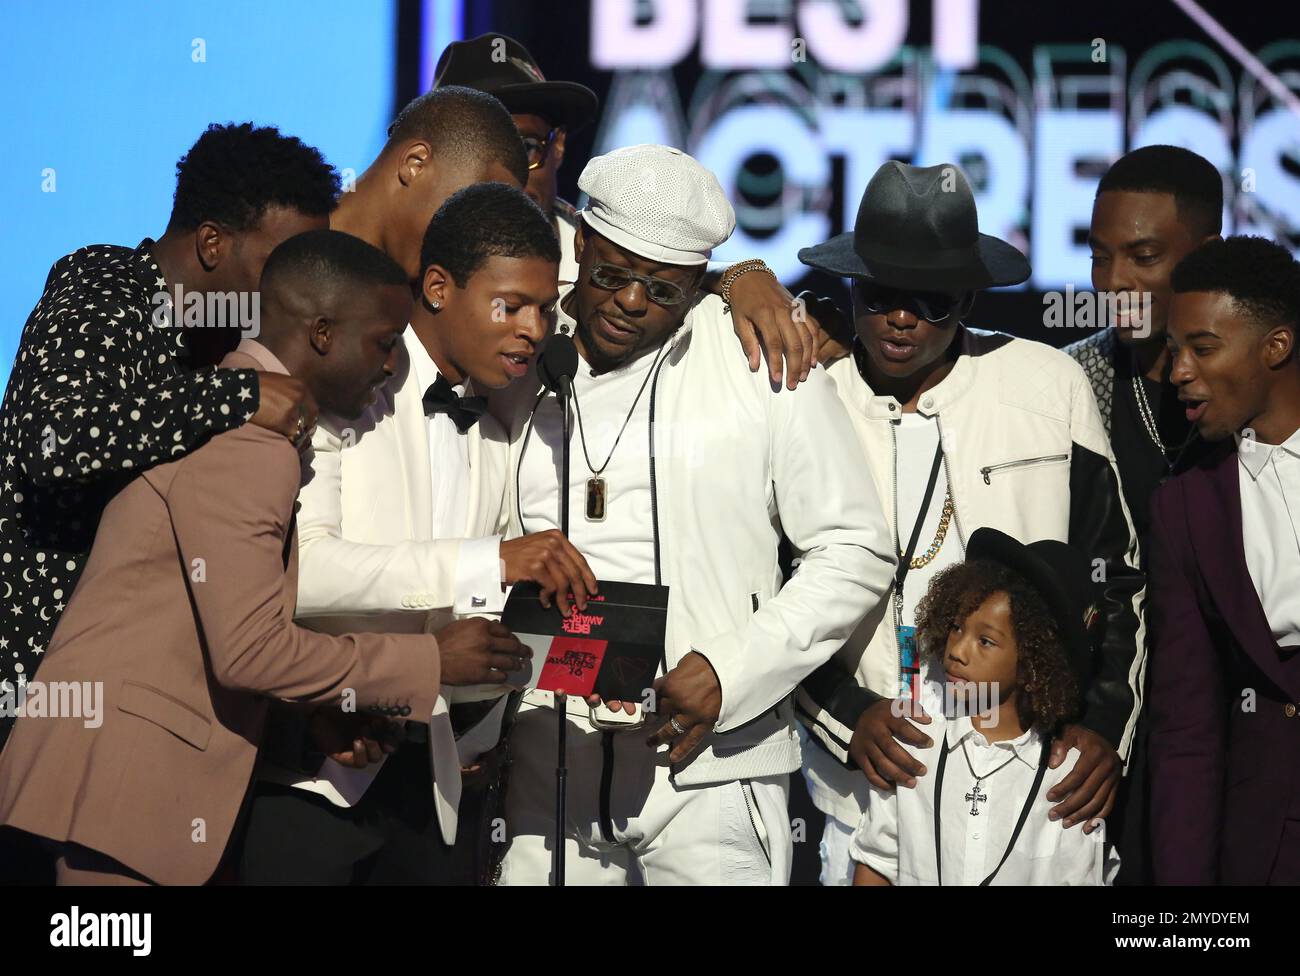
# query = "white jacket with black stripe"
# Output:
<box><xmin>798</xmin><ymin>328</ymin><xmax>1147</xmax><ymax>826</ymax></box>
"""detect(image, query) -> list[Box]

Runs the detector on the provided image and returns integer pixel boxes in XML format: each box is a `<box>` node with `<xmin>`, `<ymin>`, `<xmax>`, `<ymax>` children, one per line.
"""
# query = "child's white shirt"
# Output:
<box><xmin>849</xmin><ymin>687</ymin><xmax>1121</xmax><ymax>886</ymax></box>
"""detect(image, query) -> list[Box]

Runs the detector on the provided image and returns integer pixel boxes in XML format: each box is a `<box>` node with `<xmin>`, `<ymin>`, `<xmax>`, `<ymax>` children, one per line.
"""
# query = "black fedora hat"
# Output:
<box><xmin>433</xmin><ymin>33</ymin><xmax>599</xmax><ymax>132</ymax></box>
<box><xmin>798</xmin><ymin>161</ymin><xmax>1030</xmax><ymax>291</ymax></box>
<box><xmin>964</xmin><ymin>528</ymin><xmax>1102</xmax><ymax>687</ymax></box>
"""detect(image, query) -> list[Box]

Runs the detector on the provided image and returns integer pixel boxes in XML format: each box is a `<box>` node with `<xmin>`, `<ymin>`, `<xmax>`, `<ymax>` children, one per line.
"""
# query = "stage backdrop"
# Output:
<box><xmin>3</xmin><ymin>0</ymin><xmax>1298</xmax><ymax>381</ymax></box>
<box><xmin>0</xmin><ymin>0</ymin><xmax>408</xmax><ymax>386</ymax></box>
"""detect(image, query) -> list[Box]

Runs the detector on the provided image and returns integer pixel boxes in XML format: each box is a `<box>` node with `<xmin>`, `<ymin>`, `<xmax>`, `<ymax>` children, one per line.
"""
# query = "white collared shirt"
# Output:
<box><xmin>849</xmin><ymin>682</ymin><xmax>1119</xmax><ymax>885</ymax></box>
<box><xmin>404</xmin><ymin>325</ymin><xmax>501</xmax><ymax>603</ymax></box>
<box><xmin>1236</xmin><ymin>425</ymin><xmax>1300</xmax><ymax>648</ymax></box>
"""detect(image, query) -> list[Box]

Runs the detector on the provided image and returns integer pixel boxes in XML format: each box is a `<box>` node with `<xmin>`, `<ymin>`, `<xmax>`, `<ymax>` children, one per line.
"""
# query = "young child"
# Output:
<box><xmin>851</xmin><ymin>527</ymin><xmax>1120</xmax><ymax>886</ymax></box>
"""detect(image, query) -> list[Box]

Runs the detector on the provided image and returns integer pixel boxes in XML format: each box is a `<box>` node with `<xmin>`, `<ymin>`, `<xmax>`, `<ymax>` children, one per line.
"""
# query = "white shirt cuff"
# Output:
<box><xmin>452</xmin><ymin>535</ymin><xmax>505</xmax><ymax>615</ymax></box>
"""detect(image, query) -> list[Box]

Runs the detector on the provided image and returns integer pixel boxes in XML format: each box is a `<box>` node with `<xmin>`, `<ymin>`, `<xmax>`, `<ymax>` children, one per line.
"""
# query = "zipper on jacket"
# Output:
<box><xmin>978</xmin><ymin>453</ymin><xmax>1068</xmax><ymax>485</ymax></box>
<box><xmin>740</xmin><ymin>779</ymin><xmax>772</xmax><ymax>866</ymax></box>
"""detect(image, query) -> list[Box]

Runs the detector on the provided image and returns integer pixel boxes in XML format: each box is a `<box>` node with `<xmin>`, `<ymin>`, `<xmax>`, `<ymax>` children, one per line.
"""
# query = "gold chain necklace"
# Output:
<box><xmin>909</xmin><ymin>487</ymin><xmax>954</xmax><ymax>569</ymax></box>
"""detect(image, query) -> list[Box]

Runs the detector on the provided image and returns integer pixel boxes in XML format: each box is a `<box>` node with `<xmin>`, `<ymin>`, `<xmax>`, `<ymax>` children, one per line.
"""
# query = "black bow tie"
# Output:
<box><xmin>422</xmin><ymin>374</ymin><xmax>488</xmax><ymax>432</ymax></box>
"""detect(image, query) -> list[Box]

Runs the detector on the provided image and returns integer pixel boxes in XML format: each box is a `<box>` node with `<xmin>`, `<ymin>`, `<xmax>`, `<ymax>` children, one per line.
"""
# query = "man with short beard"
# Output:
<box><xmin>499</xmin><ymin>145</ymin><xmax>895</xmax><ymax>885</ymax></box>
<box><xmin>432</xmin><ymin>32</ymin><xmax>825</xmax><ymax>393</ymax></box>
<box><xmin>1149</xmin><ymin>235</ymin><xmax>1300</xmax><ymax>883</ymax></box>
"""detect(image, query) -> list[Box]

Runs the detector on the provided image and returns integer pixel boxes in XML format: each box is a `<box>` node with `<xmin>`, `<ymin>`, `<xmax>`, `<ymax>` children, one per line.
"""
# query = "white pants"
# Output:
<box><xmin>818</xmin><ymin>815</ymin><xmax>858</xmax><ymax>886</ymax></box>
<box><xmin>499</xmin><ymin>704</ymin><xmax>791</xmax><ymax>885</ymax></box>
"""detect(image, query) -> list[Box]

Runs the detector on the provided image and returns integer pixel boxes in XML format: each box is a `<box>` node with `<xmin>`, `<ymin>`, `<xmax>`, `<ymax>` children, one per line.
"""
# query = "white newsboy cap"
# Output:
<box><xmin>577</xmin><ymin>144</ymin><xmax>737</xmax><ymax>266</ymax></box>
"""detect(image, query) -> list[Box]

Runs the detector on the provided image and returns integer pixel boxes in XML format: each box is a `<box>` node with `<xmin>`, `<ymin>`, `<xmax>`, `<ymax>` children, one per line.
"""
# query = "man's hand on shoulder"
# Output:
<box><xmin>794</xmin><ymin>291</ymin><xmax>854</xmax><ymax>366</ymax></box>
<box><xmin>250</xmin><ymin>372</ymin><xmax>317</xmax><ymax>449</ymax></box>
<box><xmin>849</xmin><ymin>697</ymin><xmax>933</xmax><ymax>790</ymax></box>
<box><xmin>720</xmin><ymin>266</ymin><xmax>814</xmax><ymax>390</ymax></box>
<box><xmin>1046</xmin><ymin>723</ymin><xmax>1120</xmax><ymax>832</ymax></box>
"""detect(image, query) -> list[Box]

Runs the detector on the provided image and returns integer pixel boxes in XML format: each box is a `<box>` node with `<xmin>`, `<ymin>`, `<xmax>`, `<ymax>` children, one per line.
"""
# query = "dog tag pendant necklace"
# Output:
<box><xmin>571</xmin><ymin>357</ymin><xmax>660</xmax><ymax>523</ymax></box>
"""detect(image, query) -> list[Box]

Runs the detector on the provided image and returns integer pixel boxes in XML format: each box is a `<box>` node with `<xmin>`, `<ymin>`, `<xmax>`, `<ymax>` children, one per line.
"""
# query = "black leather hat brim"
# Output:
<box><xmin>490</xmin><ymin>81</ymin><xmax>599</xmax><ymax>132</ymax></box>
<box><xmin>798</xmin><ymin>231</ymin><xmax>1031</xmax><ymax>291</ymax></box>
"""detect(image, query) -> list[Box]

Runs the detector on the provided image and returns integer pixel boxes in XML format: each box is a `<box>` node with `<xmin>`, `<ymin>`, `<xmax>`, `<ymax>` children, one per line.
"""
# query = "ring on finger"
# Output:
<box><xmin>668</xmin><ymin>716</ymin><xmax>687</xmax><ymax>736</ymax></box>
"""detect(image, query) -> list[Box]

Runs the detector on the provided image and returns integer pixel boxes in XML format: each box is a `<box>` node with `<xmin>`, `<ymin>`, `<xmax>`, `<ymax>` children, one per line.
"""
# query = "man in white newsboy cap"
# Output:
<box><xmin>496</xmin><ymin>145</ymin><xmax>896</xmax><ymax>885</ymax></box>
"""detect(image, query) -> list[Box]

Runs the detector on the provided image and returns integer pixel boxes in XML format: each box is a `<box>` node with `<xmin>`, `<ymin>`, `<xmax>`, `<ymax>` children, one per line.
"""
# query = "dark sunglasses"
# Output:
<box><xmin>858</xmin><ymin>283</ymin><xmax>967</xmax><ymax>323</ymax></box>
<box><xmin>589</xmin><ymin>263</ymin><xmax>689</xmax><ymax>306</ymax></box>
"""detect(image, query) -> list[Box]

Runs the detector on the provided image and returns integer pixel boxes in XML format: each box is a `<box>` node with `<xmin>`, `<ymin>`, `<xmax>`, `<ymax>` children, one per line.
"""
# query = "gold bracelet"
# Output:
<box><xmin>719</xmin><ymin>259</ymin><xmax>775</xmax><ymax>313</ymax></box>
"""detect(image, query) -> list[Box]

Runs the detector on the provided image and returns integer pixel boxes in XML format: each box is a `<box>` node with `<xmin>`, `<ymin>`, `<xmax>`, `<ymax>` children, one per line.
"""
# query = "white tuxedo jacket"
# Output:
<box><xmin>296</xmin><ymin>335</ymin><xmax>510</xmax><ymax>626</ymax></box>
<box><xmin>284</xmin><ymin>328</ymin><xmax>513</xmax><ymax>841</ymax></box>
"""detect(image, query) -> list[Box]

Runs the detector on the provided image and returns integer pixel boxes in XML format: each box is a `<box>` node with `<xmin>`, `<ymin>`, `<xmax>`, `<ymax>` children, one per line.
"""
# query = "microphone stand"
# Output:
<box><xmin>553</xmin><ymin>372</ymin><xmax>571</xmax><ymax>887</ymax></box>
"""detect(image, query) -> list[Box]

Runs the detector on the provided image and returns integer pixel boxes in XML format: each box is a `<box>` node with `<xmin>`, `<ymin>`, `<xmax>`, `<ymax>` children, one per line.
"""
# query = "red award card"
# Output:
<box><xmin>502</xmin><ymin>581</ymin><xmax>668</xmax><ymax>701</ymax></box>
<box><xmin>535</xmin><ymin>635</ymin><xmax>609</xmax><ymax>697</ymax></box>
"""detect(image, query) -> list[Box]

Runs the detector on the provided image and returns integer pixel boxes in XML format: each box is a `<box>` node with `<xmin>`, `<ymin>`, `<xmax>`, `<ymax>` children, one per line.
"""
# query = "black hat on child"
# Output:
<box><xmin>963</xmin><ymin>527</ymin><xmax>1102</xmax><ymax>686</ymax></box>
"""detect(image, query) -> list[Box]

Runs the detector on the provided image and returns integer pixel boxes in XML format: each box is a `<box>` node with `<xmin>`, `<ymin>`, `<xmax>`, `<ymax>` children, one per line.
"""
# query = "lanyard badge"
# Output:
<box><xmin>897</xmin><ymin>623</ymin><xmax>921</xmax><ymax>701</ymax></box>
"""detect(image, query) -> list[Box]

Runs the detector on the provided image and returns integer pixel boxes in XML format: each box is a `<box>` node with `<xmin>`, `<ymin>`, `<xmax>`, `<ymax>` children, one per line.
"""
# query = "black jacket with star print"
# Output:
<box><xmin>0</xmin><ymin>241</ymin><xmax>260</xmax><ymax>747</ymax></box>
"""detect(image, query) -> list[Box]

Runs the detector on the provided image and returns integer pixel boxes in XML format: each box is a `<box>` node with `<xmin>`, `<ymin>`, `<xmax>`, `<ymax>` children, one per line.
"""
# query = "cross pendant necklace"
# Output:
<box><xmin>960</xmin><ymin>740</ymin><xmax>1017</xmax><ymax>817</ymax></box>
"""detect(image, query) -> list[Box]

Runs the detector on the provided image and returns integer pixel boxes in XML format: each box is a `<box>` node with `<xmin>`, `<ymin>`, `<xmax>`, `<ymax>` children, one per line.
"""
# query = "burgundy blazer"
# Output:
<box><xmin>1148</xmin><ymin>441</ymin><xmax>1300</xmax><ymax>884</ymax></box>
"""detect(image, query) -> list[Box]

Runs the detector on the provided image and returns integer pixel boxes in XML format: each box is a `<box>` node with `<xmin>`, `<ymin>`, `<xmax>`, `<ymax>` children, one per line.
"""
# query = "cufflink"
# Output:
<box><xmin>471</xmin><ymin>596</ymin><xmax>486</xmax><ymax>608</ymax></box>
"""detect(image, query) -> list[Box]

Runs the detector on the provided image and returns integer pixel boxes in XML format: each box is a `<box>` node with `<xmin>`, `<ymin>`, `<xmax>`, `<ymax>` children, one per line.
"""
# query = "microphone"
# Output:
<box><xmin>537</xmin><ymin>332</ymin><xmax>578</xmax><ymax>393</ymax></box>
<box><xmin>534</xmin><ymin>330</ymin><xmax>579</xmax><ymax>889</ymax></box>
<box><xmin>536</xmin><ymin>332</ymin><xmax>577</xmax><ymax>542</ymax></box>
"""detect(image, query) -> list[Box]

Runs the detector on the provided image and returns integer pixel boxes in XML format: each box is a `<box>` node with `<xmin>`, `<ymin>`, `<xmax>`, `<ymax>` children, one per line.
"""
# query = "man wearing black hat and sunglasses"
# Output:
<box><xmin>794</xmin><ymin>161</ymin><xmax>1146</xmax><ymax>885</ymax></box>
<box><xmin>433</xmin><ymin>32</ymin><xmax>825</xmax><ymax>394</ymax></box>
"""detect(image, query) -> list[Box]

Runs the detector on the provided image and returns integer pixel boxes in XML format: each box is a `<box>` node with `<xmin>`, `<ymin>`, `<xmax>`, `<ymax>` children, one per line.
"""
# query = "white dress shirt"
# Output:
<box><xmin>849</xmin><ymin>680</ymin><xmax>1119</xmax><ymax>885</ymax></box>
<box><xmin>1237</xmin><ymin>425</ymin><xmax>1300</xmax><ymax>648</ymax></box>
<box><xmin>405</xmin><ymin>326</ymin><xmax>502</xmax><ymax>603</ymax></box>
<box><xmin>517</xmin><ymin>311</ymin><xmax>659</xmax><ymax>585</ymax></box>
